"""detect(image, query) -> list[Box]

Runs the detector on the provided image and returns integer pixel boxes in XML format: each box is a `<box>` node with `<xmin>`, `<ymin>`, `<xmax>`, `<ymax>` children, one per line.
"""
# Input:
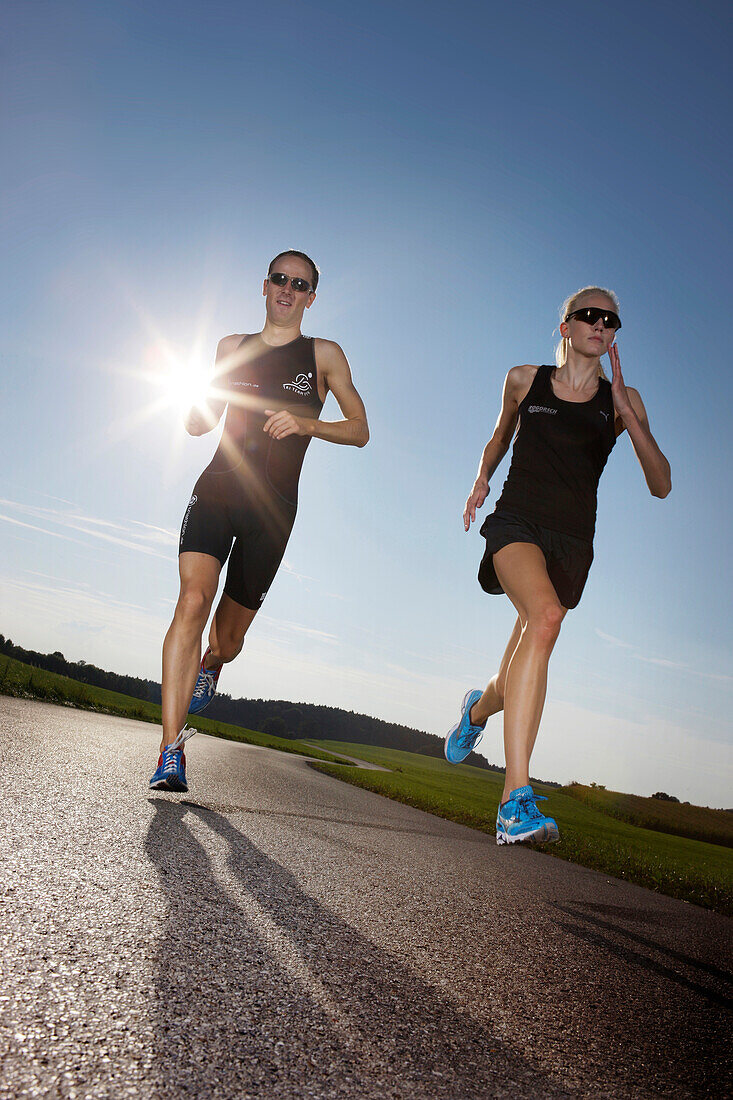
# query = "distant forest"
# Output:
<box><xmin>0</xmin><ymin>634</ymin><xmax>503</xmax><ymax>773</ymax></box>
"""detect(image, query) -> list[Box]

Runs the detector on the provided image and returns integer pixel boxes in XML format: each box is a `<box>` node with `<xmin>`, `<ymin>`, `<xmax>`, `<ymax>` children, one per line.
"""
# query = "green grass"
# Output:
<box><xmin>562</xmin><ymin>783</ymin><xmax>733</xmax><ymax>848</ymax></box>
<box><xmin>0</xmin><ymin>655</ymin><xmax>349</xmax><ymax>765</ymax></box>
<box><xmin>305</xmin><ymin>740</ymin><xmax>733</xmax><ymax>917</ymax></box>
<box><xmin>5</xmin><ymin>652</ymin><xmax>729</xmax><ymax>915</ymax></box>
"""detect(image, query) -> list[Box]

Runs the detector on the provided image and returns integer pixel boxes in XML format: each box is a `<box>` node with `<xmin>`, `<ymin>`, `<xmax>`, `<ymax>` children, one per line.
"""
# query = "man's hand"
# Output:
<box><xmin>463</xmin><ymin>480</ymin><xmax>489</xmax><ymax>531</ymax></box>
<box><xmin>263</xmin><ymin>409</ymin><xmax>308</xmax><ymax>440</ymax></box>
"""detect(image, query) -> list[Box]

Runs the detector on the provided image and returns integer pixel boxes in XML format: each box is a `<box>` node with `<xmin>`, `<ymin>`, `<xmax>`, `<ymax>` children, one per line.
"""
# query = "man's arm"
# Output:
<box><xmin>183</xmin><ymin>335</ymin><xmax>237</xmax><ymax>436</ymax></box>
<box><xmin>262</xmin><ymin>338</ymin><xmax>369</xmax><ymax>447</ymax></box>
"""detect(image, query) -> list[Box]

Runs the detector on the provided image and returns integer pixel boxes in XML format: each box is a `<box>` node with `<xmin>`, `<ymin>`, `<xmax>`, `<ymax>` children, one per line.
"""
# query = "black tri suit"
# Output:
<box><xmin>179</xmin><ymin>333</ymin><xmax>324</xmax><ymax>610</ymax></box>
<box><xmin>478</xmin><ymin>364</ymin><xmax>617</xmax><ymax>609</ymax></box>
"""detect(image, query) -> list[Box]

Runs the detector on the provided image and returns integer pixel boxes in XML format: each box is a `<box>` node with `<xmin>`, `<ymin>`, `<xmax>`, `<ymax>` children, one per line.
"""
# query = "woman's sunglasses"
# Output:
<box><xmin>565</xmin><ymin>306</ymin><xmax>622</xmax><ymax>331</ymax></box>
<box><xmin>268</xmin><ymin>272</ymin><xmax>313</xmax><ymax>294</ymax></box>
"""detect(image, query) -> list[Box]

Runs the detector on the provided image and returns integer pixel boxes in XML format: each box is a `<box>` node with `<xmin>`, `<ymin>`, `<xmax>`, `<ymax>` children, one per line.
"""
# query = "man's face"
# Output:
<box><xmin>262</xmin><ymin>256</ymin><xmax>316</xmax><ymax>326</ymax></box>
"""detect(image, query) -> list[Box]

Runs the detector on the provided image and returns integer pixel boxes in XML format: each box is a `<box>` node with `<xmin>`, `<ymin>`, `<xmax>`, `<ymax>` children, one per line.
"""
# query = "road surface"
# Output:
<box><xmin>1</xmin><ymin>697</ymin><xmax>730</xmax><ymax>1098</ymax></box>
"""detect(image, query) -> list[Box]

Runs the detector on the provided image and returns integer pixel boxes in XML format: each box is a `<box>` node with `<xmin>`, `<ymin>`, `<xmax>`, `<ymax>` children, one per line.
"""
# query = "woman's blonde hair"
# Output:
<box><xmin>554</xmin><ymin>285</ymin><xmax>620</xmax><ymax>379</ymax></box>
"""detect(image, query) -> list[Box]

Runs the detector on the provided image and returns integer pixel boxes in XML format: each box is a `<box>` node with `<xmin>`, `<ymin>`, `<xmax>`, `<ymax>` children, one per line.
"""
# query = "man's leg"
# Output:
<box><xmin>206</xmin><ymin>593</ymin><xmax>259</xmax><ymax>669</ymax></box>
<box><xmin>491</xmin><ymin>542</ymin><xmax>567</xmax><ymax>803</ymax></box>
<box><xmin>160</xmin><ymin>552</ymin><xmax>221</xmax><ymax>751</ymax></box>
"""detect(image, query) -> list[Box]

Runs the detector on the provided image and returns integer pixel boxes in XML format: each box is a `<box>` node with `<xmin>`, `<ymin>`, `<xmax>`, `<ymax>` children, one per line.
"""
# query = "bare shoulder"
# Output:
<box><xmin>313</xmin><ymin>338</ymin><xmax>352</xmax><ymax>389</ymax></box>
<box><xmin>216</xmin><ymin>333</ymin><xmax>243</xmax><ymax>358</ymax></box>
<box><xmin>313</xmin><ymin>337</ymin><xmax>347</xmax><ymax>368</ymax></box>
<box><xmin>506</xmin><ymin>364</ymin><xmax>539</xmax><ymax>402</ymax></box>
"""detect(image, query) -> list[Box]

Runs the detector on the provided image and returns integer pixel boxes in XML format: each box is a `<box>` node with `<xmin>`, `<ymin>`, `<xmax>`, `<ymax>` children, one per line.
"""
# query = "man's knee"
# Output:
<box><xmin>213</xmin><ymin>632</ymin><xmax>245</xmax><ymax>663</ymax></box>
<box><xmin>175</xmin><ymin>586</ymin><xmax>214</xmax><ymax>627</ymax></box>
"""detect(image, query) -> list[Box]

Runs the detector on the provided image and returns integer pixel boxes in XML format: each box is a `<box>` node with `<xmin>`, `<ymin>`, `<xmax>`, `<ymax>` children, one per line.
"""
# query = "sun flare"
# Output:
<box><xmin>145</xmin><ymin>340</ymin><xmax>212</xmax><ymax>416</ymax></box>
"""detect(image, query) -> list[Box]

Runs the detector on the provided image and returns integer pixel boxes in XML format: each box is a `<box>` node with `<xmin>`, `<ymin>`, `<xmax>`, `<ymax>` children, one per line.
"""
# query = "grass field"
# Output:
<box><xmin>0</xmin><ymin>655</ymin><xmax>349</xmax><ymax>766</ymax></box>
<box><xmin>304</xmin><ymin>740</ymin><xmax>733</xmax><ymax>917</ymax></box>
<box><xmin>563</xmin><ymin>783</ymin><xmax>733</xmax><ymax>848</ymax></box>
<box><xmin>3</xmin><ymin>653</ymin><xmax>731</xmax><ymax>915</ymax></box>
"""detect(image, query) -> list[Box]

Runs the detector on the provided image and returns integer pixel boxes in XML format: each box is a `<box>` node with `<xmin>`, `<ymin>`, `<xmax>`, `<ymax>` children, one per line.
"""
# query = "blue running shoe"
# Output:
<box><xmin>149</xmin><ymin>726</ymin><xmax>197</xmax><ymax>792</ymax></box>
<box><xmin>495</xmin><ymin>785</ymin><xmax>560</xmax><ymax>845</ymax></box>
<box><xmin>444</xmin><ymin>689</ymin><xmax>485</xmax><ymax>764</ymax></box>
<box><xmin>188</xmin><ymin>648</ymin><xmax>222</xmax><ymax>715</ymax></box>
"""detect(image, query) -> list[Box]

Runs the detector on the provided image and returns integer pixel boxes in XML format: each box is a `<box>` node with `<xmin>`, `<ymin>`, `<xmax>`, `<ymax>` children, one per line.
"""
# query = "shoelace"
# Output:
<box><xmin>192</xmin><ymin>669</ymin><xmax>216</xmax><ymax>699</ymax></box>
<box><xmin>160</xmin><ymin>725</ymin><xmax>197</xmax><ymax>773</ymax></box>
<box><xmin>514</xmin><ymin>793</ymin><xmax>548</xmax><ymax>820</ymax></box>
<box><xmin>457</xmin><ymin>724</ymin><xmax>483</xmax><ymax>748</ymax></box>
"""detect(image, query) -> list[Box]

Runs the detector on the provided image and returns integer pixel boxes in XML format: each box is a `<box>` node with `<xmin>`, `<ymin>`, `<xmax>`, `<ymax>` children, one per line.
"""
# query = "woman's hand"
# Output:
<box><xmin>263</xmin><ymin>409</ymin><xmax>308</xmax><ymax>440</ymax></box>
<box><xmin>608</xmin><ymin>343</ymin><xmax>634</xmax><ymax>420</ymax></box>
<box><xmin>464</xmin><ymin>480</ymin><xmax>489</xmax><ymax>531</ymax></box>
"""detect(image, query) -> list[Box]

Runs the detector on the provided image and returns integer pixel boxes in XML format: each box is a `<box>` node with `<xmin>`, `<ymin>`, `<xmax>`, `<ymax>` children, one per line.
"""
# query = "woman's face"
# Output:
<box><xmin>562</xmin><ymin>295</ymin><xmax>619</xmax><ymax>359</ymax></box>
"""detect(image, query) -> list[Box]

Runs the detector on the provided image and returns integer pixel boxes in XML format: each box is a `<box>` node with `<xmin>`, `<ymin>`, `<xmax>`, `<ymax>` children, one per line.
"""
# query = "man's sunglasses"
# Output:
<box><xmin>565</xmin><ymin>306</ymin><xmax>622</xmax><ymax>331</ymax></box>
<box><xmin>268</xmin><ymin>272</ymin><xmax>313</xmax><ymax>294</ymax></box>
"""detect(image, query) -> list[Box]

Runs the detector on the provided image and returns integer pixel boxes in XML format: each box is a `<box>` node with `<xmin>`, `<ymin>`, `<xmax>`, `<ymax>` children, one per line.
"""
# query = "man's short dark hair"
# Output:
<box><xmin>268</xmin><ymin>250</ymin><xmax>320</xmax><ymax>292</ymax></box>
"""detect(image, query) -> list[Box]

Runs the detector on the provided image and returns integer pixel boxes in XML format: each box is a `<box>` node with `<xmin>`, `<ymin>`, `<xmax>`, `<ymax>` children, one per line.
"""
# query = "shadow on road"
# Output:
<box><xmin>553</xmin><ymin>901</ymin><xmax>733</xmax><ymax>1003</ymax></box>
<box><xmin>144</xmin><ymin>798</ymin><xmax>571</xmax><ymax>1099</ymax></box>
<box><xmin>549</xmin><ymin>899</ymin><xmax>733</xmax><ymax>1096</ymax></box>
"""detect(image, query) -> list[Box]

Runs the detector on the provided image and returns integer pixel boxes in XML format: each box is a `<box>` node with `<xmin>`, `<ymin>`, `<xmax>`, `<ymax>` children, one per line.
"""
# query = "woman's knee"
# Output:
<box><xmin>525</xmin><ymin>603</ymin><xmax>564</xmax><ymax>648</ymax></box>
<box><xmin>491</xmin><ymin>672</ymin><xmax>506</xmax><ymax>706</ymax></box>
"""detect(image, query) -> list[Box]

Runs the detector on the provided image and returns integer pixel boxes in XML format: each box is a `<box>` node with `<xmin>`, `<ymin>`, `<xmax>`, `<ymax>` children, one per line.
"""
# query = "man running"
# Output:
<box><xmin>150</xmin><ymin>250</ymin><xmax>369</xmax><ymax>792</ymax></box>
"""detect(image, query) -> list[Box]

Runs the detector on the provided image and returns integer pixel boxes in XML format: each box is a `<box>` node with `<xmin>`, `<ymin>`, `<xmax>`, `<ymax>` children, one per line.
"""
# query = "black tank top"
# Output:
<box><xmin>495</xmin><ymin>364</ymin><xmax>616</xmax><ymax>540</ymax></box>
<box><xmin>205</xmin><ymin>333</ymin><xmax>324</xmax><ymax>506</ymax></box>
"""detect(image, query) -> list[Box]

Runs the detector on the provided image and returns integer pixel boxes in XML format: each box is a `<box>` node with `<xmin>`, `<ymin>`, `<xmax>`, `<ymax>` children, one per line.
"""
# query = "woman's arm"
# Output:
<box><xmin>463</xmin><ymin>365</ymin><xmax>533</xmax><ymax>530</ymax></box>
<box><xmin>609</xmin><ymin>344</ymin><xmax>671</xmax><ymax>498</ymax></box>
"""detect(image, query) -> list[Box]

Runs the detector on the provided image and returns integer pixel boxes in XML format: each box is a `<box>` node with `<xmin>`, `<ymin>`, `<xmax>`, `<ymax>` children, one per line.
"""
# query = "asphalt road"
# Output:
<box><xmin>1</xmin><ymin>697</ymin><xmax>731</xmax><ymax>1099</ymax></box>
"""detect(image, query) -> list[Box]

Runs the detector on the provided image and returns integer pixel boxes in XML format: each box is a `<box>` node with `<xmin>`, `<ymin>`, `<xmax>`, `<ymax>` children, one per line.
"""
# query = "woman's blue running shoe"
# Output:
<box><xmin>149</xmin><ymin>726</ymin><xmax>197</xmax><ymax>792</ymax></box>
<box><xmin>495</xmin><ymin>785</ymin><xmax>560</xmax><ymax>845</ymax></box>
<box><xmin>444</xmin><ymin>689</ymin><xmax>485</xmax><ymax>764</ymax></box>
<box><xmin>188</xmin><ymin>648</ymin><xmax>222</xmax><ymax>715</ymax></box>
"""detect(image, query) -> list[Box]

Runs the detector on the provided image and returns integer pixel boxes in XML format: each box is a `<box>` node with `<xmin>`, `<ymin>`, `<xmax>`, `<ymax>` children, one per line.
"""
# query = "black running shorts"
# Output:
<box><xmin>179</xmin><ymin>468</ymin><xmax>296</xmax><ymax>611</ymax></box>
<box><xmin>478</xmin><ymin>511</ymin><xmax>594</xmax><ymax>610</ymax></box>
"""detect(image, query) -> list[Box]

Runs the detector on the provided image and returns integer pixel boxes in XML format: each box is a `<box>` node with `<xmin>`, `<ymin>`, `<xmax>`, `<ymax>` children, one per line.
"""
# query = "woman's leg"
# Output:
<box><xmin>491</xmin><ymin>543</ymin><xmax>567</xmax><ymax>802</ymax></box>
<box><xmin>160</xmin><ymin>552</ymin><xmax>221</xmax><ymax>750</ymax></box>
<box><xmin>470</xmin><ymin>614</ymin><xmax>523</xmax><ymax>727</ymax></box>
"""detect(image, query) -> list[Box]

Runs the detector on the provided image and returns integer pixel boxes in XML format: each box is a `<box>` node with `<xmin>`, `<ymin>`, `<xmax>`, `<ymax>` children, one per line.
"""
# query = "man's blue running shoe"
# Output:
<box><xmin>444</xmin><ymin>689</ymin><xmax>485</xmax><ymax>764</ymax></box>
<box><xmin>495</xmin><ymin>785</ymin><xmax>560</xmax><ymax>845</ymax></box>
<box><xmin>188</xmin><ymin>648</ymin><xmax>222</xmax><ymax>715</ymax></box>
<box><xmin>149</xmin><ymin>726</ymin><xmax>197</xmax><ymax>792</ymax></box>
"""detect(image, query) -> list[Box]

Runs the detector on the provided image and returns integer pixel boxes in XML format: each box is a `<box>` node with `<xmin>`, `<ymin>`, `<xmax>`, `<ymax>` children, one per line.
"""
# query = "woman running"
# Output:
<box><xmin>444</xmin><ymin>286</ymin><xmax>671</xmax><ymax>844</ymax></box>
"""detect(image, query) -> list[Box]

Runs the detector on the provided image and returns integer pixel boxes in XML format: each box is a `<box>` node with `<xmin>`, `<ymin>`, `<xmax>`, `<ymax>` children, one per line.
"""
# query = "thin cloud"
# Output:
<box><xmin>1</xmin><ymin>574</ymin><xmax>167</xmax><ymax>639</ymax></box>
<box><xmin>594</xmin><ymin>628</ymin><xmax>635</xmax><ymax>650</ymax></box>
<box><xmin>595</xmin><ymin>626</ymin><xmax>732</xmax><ymax>686</ymax></box>
<box><xmin>280</xmin><ymin>558</ymin><xmax>314</xmax><ymax>582</ymax></box>
<box><xmin>0</xmin><ymin>498</ymin><xmax>176</xmax><ymax>561</ymax></box>
<box><xmin>258</xmin><ymin>615</ymin><xmax>338</xmax><ymax>644</ymax></box>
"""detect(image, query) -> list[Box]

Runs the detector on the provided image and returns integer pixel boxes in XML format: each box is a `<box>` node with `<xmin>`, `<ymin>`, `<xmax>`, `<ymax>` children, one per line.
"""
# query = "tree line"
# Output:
<box><xmin>0</xmin><ymin>633</ymin><xmax>503</xmax><ymax>772</ymax></box>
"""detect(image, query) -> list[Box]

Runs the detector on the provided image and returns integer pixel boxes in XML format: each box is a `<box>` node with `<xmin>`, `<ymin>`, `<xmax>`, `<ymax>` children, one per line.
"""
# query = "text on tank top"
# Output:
<box><xmin>495</xmin><ymin>364</ymin><xmax>616</xmax><ymax>540</ymax></box>
<box><xmin>207</xmin><ymin>333</ymin><xmax>324</xmax><ymax>505</ymax></box>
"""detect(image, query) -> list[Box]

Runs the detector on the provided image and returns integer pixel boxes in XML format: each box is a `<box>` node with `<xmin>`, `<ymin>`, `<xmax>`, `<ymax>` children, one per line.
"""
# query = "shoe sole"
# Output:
<box><xmin>149</xmin><ymin>778</ymin><xmax>188</xmax><ymax>793</ymax></box>
<box><xmin>187</xmin><ymin>699</ymin><xmax>212</xmax><ymax>715</ymax></box>
<box><xmin>444</xmin><ymin>690</ymin><xmax>481</xmax><ymax>764</ymax></box>
<box><xmin>496</xmin><ymin>823</ymin><xmax>560</xmax><ymax>845</ymax></box>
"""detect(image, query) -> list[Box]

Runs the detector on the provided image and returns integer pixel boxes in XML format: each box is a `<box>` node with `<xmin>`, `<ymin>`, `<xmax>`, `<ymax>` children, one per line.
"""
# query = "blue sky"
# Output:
<box><xmin>2</xmin><ymin>0</ymin><xmax>731</xmax><ymax>805</ymax></box>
